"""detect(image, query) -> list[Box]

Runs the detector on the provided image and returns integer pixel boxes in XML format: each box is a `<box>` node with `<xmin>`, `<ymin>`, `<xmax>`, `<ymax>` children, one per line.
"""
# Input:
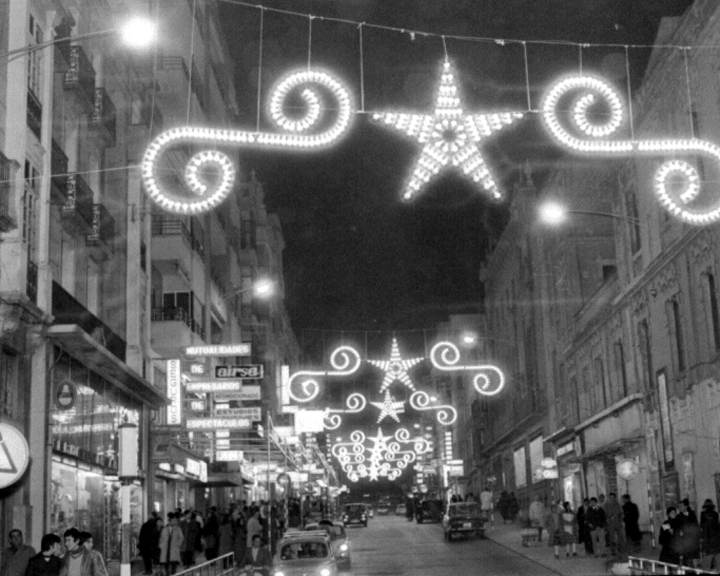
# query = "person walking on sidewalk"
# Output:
<box><xmin>529</xmin><ymin>495</ymin><xmax>546</xmax><ymax>542</ymax></box>
<box><xmin>585</xmin><ymin>497</ymin><xmax>607</xmax><ymax>557</ymax></box>
<box><xmin>560</xmin><ymin>502</ymin><xmax>579</xmax><ymax>557</ymax></box>
<box><xmin>659</xmin><ymin>507</ymin><xmax>680</xmax><ymax>565</ymax></box>
<box><xmin>701</xmin><ymin>499</ymin><xmax>720</xmax><ymax>571</ymax></box>
<box><xmin>605</xmin><ymin>493</ymin><xmax>625</xmax><ymax>557</ymax></box>
<box><xmin>623</xmin><ymin>495</ymin><xmax>642</xmax><ymax>554</ymax></box>
<box><xmin>577</xmin><ymin>498</ymin><xmax>593</xmax><ymax>555</ymax></box>
<box><xmin>480</xmin><ymin>487</ymin><xmax>494</xmax><ymax>528</ymax></box>
<box><xmin>159</xmin><ymin>514</ymin><xmax>184</xmax><ymax>576</ymax></box>
<box><xmin>548</xmin><ymin>502</ymin><xmax>564</xmax><ymax>559</ymax></box>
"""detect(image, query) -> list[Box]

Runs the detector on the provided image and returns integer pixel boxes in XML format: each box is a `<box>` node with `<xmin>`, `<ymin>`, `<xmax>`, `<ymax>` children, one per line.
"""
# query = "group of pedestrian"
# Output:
<box><xmin>0</xmin><ymin>528</ymin><xmax>108</xmax><ymax>576</ymax></box>
<box><xmin>140</xmin><ymin>501</ymin><xmax>287</xmax><ymax>576</ymax></box>
<box><xmin>497</xmin><ymin>491</ymin><xmax>520</xmax><ymax>524</ymax></box>
<box><xmin>659</xmin><ymin>498</ymin><xmax>720</xmax><ymax>570</ymax></box>
<box><xmin>574</xmin><ymin>493</ymin><xmax>642</xmax><ymax>558</ymax></box>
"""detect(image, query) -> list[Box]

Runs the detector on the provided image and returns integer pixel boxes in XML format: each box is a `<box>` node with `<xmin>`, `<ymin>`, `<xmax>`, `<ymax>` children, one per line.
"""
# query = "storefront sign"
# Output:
<box><xmin>0</xmin><ymin>424</ymin><xmax>30</xmax><ymax>489</ymax></box>
<box><xmin>294</xmin><ymin>410</ymin><xmax>326</xmax><ymax>434</ymax></box>
<box><xmin>214</xmin><ymin>386</ymin><xmax>261</xmax><ymax>401</ymax></box>
<box><xmin>166</xmin><ymin>360</ymin><xmax>183</xmax><ymax>425</ymax></box>
<box><xmin>188</xmin><ymin>400</ymin><xmax>206</xmax><ymax>412</ymax></box>
<box><xmin>216</xmin><ymin>450</ymin><xmax>244</xmax><ymax>462</ymax></box>
<box><xmin>185</xmin><ymin>344</ymin><xmax>251</xmax><ymax>357</ymax></box>
<box><xmin>186</xmin><ymin>458</ymin><xmax>208</xmax><ymax>482</ymax></box>
<box><xmin>214</xmin><ymin>407</ymin><xmax>262</xmax><ymax>421</ymax></box>
<box><xmin>214</xmin><ymin>365</ymin><xmax>264</xmax><ymax>379</ymax></box>
<box><xmin>186</xmin><ymin>381</ymin><xmax>242</xmax><ymax>393</ymax></box>
<box><xmin>55</xmin><ymin>380</ymin><xmax>78</xmax><ymax>410</ymax></box>
<box><xmin>185</xmin><ymin>418</ymin><xmax>251</xmax><ymax>430</ymax></box>
<box><xmin>446</xmin><ymin>462</ymin><xmax>464</xmax><ymax>477</ymax></box>
<box><xmin>189</xmin><ymin>363</ymin><xmax>206</xmax><ymax>374</ymax></box>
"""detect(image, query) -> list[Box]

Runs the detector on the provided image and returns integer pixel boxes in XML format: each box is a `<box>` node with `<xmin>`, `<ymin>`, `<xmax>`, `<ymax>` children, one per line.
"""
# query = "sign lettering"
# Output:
<box><xmin>185</xmin><ymin>344</ymin><xmax>251</xmax><ymax>357</ymax></box>
<box><xmin>214</xmin><ymin>365</ymin><xmax>264</xmax><ymax>379</ymax></box>
<box><xmin>186</xmin><ymin>418</ymin><xmax>252</xmax><ymax>430</ymax></box>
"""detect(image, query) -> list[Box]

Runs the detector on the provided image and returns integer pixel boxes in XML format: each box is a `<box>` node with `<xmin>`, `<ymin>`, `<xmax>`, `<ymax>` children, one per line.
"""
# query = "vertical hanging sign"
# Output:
<box><xmin>167</xmin><ymin>360</ymin><xmax>183</xmax><ymax>425</ymax></box>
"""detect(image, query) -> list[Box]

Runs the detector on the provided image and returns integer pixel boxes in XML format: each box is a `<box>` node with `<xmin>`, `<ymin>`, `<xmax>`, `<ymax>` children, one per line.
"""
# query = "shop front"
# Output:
<box><xmin>151</xmin><ymin>438</ymin><xmax>209</xmax><ymax>516</ymax></box>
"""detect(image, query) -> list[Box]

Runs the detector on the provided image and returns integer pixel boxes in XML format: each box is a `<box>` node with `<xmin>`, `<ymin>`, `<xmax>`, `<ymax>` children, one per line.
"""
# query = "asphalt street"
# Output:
<box><xmin>343</xmin><ymin>514</ymin><xmax>558</xmax><ymax>576</ymax></box>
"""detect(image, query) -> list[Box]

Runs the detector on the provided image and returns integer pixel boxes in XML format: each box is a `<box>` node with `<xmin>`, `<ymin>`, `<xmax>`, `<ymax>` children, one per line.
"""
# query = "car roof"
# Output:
<box><xmin>279</xmin><ymin>532</ymin><xmax>329</xmax><ymax>545</ymax></box>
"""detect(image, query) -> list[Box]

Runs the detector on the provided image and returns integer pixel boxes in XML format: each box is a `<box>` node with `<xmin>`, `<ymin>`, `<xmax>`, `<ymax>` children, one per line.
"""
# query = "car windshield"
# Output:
<box><xmin>280</xmin><ymin>542</ymin><xmax>328</xmax><ymax>560</ymax></box>
<box><xmin>346</xmin><ymin>505</ymin><xmax>365</xmax><ymax>513</ymax></box>
<box><xmin>449</xmin><ymin>504</ymin><xmax>481</xmax><ymax>517</ymax></box>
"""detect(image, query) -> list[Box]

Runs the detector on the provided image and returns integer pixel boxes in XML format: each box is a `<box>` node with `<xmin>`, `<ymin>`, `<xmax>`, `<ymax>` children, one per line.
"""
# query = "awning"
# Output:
<box><xmin>201</xmin><ymin>474</ymin><xmax>243</xmax><ymax>488</ymax></box>
<box><xmin>49</xmin><ymin>324</ymin><xmax>168</xmax><ymax>409</ymax></box>
<box><xmin>580</xmin><ymin>436</ymin><xmax>644</xmax><ymax>461</ymax></box>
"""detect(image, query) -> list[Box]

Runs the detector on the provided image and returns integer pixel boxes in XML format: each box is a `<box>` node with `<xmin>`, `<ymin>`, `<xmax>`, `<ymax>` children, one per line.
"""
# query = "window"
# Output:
<box><xmin>27</xmin><ymin>15</ymin><xmax>43</xmax><ymax>99</ymax></box>
<box><xmin>638</xmin><ymin>320</ymin><xmax>653</xmax><ymax>393</ymax></box>
<box><xmin>613</xmin><ymin>341</ymin><xmax>628</xmax><ymax>399</ymax></box>
<box><xmin>593</xmin><ymin>357</ymin><xmax>607</xmax><ymax>409</ymax></box>
<box><xmin>624</xmin><ymin>183</ymin><xmax>642</xmax><ymax>254</ymax></box>
<box><xmin>668</xmin><ymin>298</ymin><xmax>686</xmax><ymax>373</ymax></box>
<box><xmin>23</xmin><ymin>161</ymin><xmax>38</xmax><ymax>261</ymax></box>
<box><xmin>707</xmin><ymin>273</ymin><xmax>720</xmax><ymax>350</ymax></box>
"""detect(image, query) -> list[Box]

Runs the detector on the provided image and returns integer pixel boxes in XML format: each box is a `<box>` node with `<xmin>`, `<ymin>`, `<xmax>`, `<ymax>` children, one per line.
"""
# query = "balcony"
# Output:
<box><xmin>86</xmin><ymin>203</ymin><xmax>114</xmax><ymax>259</ymax></box>
<box><xmin>89</xmin><ymin>87</ymin><xmax>116</xmax><ymax>147</ymax></box>
<box><xmin>51</xmin><ymin>139</ymin><xmax>69</xmax><ymax>203</ymax></box>
<box><xmin>26</xmin><ymin>260</ymin><xmax>38</xmax><ymax>304</ymax></box>
<box><xmin>62</xmin><ymin>173</ymin><xmax>94</xmax><ymax>234</ymax></box>
<box><xmin>0</xmin><ymin>152</ymin><xmax>17</xmax><ymax>232</ymax></box>
<box><xmin>151</xmin><ymin>306</ymin><xmax>206</xmax><ymax>355</ymax></box>
<box><xmin>52</xmin><ymin>281</ymin><xmax>126</xmax><ymax>361</ymax></box>
<box><xmin>64</xmin><ymin>46</ymin><xmax>96</xmax><ymax>110</ymax></box>
<box><xmin>27</xmin><ymin>90</ymin><xmax>42</xmax><ymax>139</ymax></box>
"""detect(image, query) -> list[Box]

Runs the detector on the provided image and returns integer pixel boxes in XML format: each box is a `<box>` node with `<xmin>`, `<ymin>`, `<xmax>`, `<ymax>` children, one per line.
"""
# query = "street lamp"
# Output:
<box><xmin>538</xmin><ymin>200</ymin><xmax>647</xmax><ymax>228</ymax></box>
<box><xmin>0</xmin><ymin>15</ymin><xmax>157</xmax><ymax>64</ymax></box>
<box><xmin>222</xmin><ymin>278</ymin><xmax>276</xmax><ymax>301</ymax></box>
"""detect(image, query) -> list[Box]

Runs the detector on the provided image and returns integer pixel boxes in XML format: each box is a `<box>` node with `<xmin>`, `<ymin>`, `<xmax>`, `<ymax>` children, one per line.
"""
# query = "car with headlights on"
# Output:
<box><xmin>273</xmin><ymin>531</ymin><xmax>337</xmax><ymax>576</ymax></box>
<box><xmin>442</xmin><ymin>502</ymin><xmax>485</xmax><ymax>541</ymax></box>
<box><xmin>376</xmin><ymin>503</ymin><xmax>390</xmax><ymax>516</ymax></box>
<box><xmin>305</xmin><ymin>521</ymin><xmax>351</xmax><ymax>568</ymax></box>
<box><xmin>341</xmin><ymin>503</ymin><xmax>368</xmax><ymax>527</ymax></box>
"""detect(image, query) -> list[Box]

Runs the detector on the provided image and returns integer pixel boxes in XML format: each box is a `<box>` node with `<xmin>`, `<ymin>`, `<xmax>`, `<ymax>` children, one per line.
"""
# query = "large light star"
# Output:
<box><xmin>368</xmin><ymin>338</ymin><xmax>424</xmax><ymax>393</ymax></box>
<box><xmin>371</xmin><ymin>390</ymin><xmax>406</xmax><ymax>423</ymax></box>
<box><xmin>372</xmin><ymin>60</ymin><xmax>524</xmax><ymax>201</ymax></box>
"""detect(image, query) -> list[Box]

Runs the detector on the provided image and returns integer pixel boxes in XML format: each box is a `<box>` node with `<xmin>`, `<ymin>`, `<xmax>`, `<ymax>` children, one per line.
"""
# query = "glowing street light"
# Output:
<box><xmin>222</xmin><ymin>278</ymin><xmax>276</xmax><ymax>301</ymax></box>
<box><xmin>537</xmin><ymin>200</ymin><xmax>646</xmax><ymax>228</ymax></box>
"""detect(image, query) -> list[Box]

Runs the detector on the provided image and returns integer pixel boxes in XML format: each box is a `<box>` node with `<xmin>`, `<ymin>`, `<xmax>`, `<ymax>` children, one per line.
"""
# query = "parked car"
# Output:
<box><xmin>395</xmin><ymin>504</ymin><xmax>406</xmax><ymax>516</ymax></box>
<box><xmin>376</xmin><ymin>503</ymin><xmax>390</xmax><ymax>515</ymax></box>
<box><xmin>342</xmin><ymin>503</ymin><xmax>368</xmax><ymax>527</ymax></box>
<box><xmin>275</xmin><ymin>531</ymin><xmax>338</xmax><ymax>576</ymax></box>
<box><xmin>416</xmin><ymin>500</ymin><xmax>443</xmax><ymax>523</ymax></box>
<box><xmin>305</xmin><ymin>521</ymin><xmax>351</xmax><ymax>568</ymax></box>
<box><xmin>442</xmin><ymin>502</ymin><xmax>485</xmax><ymax>541</ymax></box>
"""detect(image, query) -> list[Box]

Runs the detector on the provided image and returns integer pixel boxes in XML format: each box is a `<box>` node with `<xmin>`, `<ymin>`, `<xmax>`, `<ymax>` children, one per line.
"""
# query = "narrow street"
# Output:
<box><xmin>343</xmin><ymin>515</ymin><xmax>557</xmax><ymax>576</ymax></box>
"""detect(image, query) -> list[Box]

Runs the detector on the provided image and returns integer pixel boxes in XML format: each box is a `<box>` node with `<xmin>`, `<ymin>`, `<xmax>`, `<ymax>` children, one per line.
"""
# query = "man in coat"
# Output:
<box><xmin>25</xmin><ymin>534</ymin><xmax>62</xmax><ymax>576</ymax></box>
<box><xmin>0</xmin><ymin>529</ymin><xmax>36</xmax><ymax>576</ymax></box>
<box><xmin>139</xmin><ymin>514</ymin><xmax>161</xmax><ymax>575</ymax></box>
<box><xmin>623</xmin><ymin>494</ymin><xmax>642</xmax><ymax>553</ymax></box>
<box><xmin>179</xmin><ymin>511</ymin><xmax>200</xmax><ymax>567</ymax></box>
<box><xmin>585</xmin><ymin>497</ymin><xmax>607</xmax><ymax>557</ymax></box>
<box><xmin>58</xmin><ymin>529</ymin><xmax>108</xmax><ymax>576</ymax></box>
<box><xmin>158</xmin><ymin>514</ymin><xmax>184</xmax><ymax>576</ymax></box>
<box><xmin>605</xmin><ymin>493</ymin><xmax>625</xmax><ymax>557</ymax></box>
<box><xmin>240</xmin><ymin>535</ymin><xmax>271</xmax><ymax>576</ymax></box>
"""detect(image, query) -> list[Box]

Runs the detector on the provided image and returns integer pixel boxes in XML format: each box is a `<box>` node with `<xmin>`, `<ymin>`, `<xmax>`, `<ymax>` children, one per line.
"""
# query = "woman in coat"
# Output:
<box><xmin>548</xmin><ymin>502</ymin><xmax>564</xmax><ymax>559</ymax></box>
<box><xmin>158</xmin><ymin>514</ymin><xmax>184</xmax><ymax>576</ymax></box>
<box><xmin>659</xmin><ymin>507</ymin><xmax>680</xmax><ymax>565</ymax></box>
<box><xmin>560</xmin><ymin>502</ymin><xmax>578</xmax><ymax>557</ymax></box>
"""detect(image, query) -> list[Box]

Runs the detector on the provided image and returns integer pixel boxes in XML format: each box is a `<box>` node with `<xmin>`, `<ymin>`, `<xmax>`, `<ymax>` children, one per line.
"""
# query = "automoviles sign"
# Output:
<box><xmin>214</xmin><ymin>365</ymin><xmax>264</xmax><ymax>379</ymax></box>
<box><xmin>185</xmin><ymin>344</ymin><xmax>251</xmax><ymax>357</ymax></box>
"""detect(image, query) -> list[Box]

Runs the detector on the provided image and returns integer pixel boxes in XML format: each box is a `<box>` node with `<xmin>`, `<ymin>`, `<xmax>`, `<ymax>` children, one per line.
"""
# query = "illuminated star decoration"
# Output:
<box><xmin>367</xmin><ymin>428</ymin><xmax>392</xmax><ymax>481</ymax></box>
<box><xmin>372</xmin><ymin>60</ymin><xmax>524</xmax><ymax>202</ymax></box>
<box><xmin>370</xmin><ymin>390</ymin><xmax>406</xmax><ymax>423</ymax></box>
<box><xmin>368</xmin><ymin>338</ymin><xmax>424</xmax><ymax>393</ymax></box>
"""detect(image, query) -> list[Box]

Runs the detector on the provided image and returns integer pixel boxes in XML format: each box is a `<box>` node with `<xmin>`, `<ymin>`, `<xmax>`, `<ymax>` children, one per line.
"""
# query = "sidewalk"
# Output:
<box><xmin>483</xmin><ymin>521</ymin><xmax>624</xmax><ymax>576</ymax></box>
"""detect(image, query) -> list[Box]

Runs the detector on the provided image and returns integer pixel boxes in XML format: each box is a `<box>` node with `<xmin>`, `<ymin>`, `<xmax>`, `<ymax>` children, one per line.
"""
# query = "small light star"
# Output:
<box><xmin>371</xmin><ymin>60</ymin><xmax>524</xmax><ymax>202</ymax></box>
<box><xmin>368</xmin><ymin>338</ymin><xmax>424</xmax><ymax>393</ymax></box>
<box><xmin>371</xmin><ymin>390</ymin><xmax>406</xmax><ymax>423</ymax></box>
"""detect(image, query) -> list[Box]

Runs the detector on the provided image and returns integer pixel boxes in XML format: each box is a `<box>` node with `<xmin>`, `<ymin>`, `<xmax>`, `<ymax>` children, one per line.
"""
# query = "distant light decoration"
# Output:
<box><xmin>323</xmin><ymin>393</ymin><xmax>367</xmax><ymax>430</ymax></box>
<box><xmin>430</xmin><ymin>341</ymin><xmax>505</xmax><ymax>396</ymax></box>
<box><xmin>542</xmin><ymin>73</ymin><xmax>720</xmax><ymax>225</ymax></box>
<box><xmin>370</xmin><ymin>390</ymin><xmax>406</xmax><ymax>423</ymax></box>
<box><xmin>409</xmin><ymin>391</ymin><xmax>458</xmax><ymax>426</ymax></box>
<box><xmin>368</xmin><ymin>338</ymin><xmax>424</xmax><ymax>393</ymax></box>
<box><xmin>371</xmin><ymin>60</ymin><xmax>523</xmax><ymax>202</ymax></box>
<box><xmin>141</xmin><ymin>68</ymin><xmax>354</xmax><ymax>214</ymax></box>
<box><xmin>287</xmin><ymin>345</ymin><xmax>361</xmax><ymax>403</ymax></box>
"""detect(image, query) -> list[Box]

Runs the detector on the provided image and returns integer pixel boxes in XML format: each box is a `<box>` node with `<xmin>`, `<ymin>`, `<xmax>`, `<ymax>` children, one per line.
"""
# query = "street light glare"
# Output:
<box><xmin>538</xmin><ymin>201</ymin><xmax>568</xmax><ymax>226</ymax></box>
<box><xmin>253</xmin><ymin>278</ymin><xmax>275</xmax><ymax>299</ymax></box>
<box><xmin>119</xmin><ymin>17</ymin><xmax>157</xmax><ymax>49</ymax></box>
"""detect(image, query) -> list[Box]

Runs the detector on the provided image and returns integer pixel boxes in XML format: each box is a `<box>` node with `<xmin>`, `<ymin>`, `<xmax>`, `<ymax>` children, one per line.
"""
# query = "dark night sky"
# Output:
<box><xmin>218</xmin><ymin>0</ymin><xmax>693</xmax><ymax>341</ymax></box>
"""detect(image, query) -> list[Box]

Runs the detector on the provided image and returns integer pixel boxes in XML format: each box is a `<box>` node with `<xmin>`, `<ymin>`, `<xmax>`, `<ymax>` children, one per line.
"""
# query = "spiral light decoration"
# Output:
<box><xmin>287</xmin><ymin>346</ymin><xmax>361</xmax><ymax>403</ymax></box>
<box><xmin>141</xmin><ymin>68</ymin><xmax>354</xmax><ymax>215</ymax></box>
<box><xmin>409</xmin><ymin>390</ymin><xmax>458</xmax><ymax>425</ymax></box>
<box><xmin>322</xmin><ymin>393</ymin><xmax>367</xmax><ymax>430</ymax></box>
<box><xmin>542</xmin><ymin>73</ymin><xmax>720</xmax><ymax>225</ymax></box>
<box><xmin>430</xmin><ymin>341</ymin><xmax>505</xmax><ymax>396</ymax></box>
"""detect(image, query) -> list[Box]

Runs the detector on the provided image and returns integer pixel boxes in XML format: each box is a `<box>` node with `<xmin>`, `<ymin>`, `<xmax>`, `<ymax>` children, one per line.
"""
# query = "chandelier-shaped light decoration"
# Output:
<box><xmin>542</xmin><ymin>73</ymin><xmax>720</xmax><ymax>225</ymax></box>
<box><xmin>323</xmin><ymin>393</ymin><xmax>367</xmax><ymax>430</ymax></box>
<box><xmin>371</xmin><ymin>60</ymin><xmax>524</xmax><ymax>202</ymax></box>
<box><xmin>430</xmin><ymin>341</ymin><xmax>505</xmax><ymax>396</ymax></box>
<box><xmin>367</xmin><ymin>338</ymin><xmax>424</xmax><ymax>393</ymax></box>
<box><xmin>409</xmin><ymin>390</ymin><xmax>458</xmax><ymax>426</ymax></box>
<box><xmin>141</xmin><ymin>68</ymin><xmax>354</xmax><ymax>214</ymax></box>
<box><xmin>370</xmin><ymin>390</ymin><xmax>406</xmax><ymax>423</ymax></box>
<box><xmin>287</xmin><ymin>346</ymin><xmax>361</xmax><ymax>403</ymax></box>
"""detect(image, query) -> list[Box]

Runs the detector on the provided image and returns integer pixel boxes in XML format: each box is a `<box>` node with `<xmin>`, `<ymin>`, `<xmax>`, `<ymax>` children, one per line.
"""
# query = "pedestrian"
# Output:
<box><xmin>509</xmin><ymin>492</ymin><xmax>519</xmax><ymax>522</ymax></box>
<box><xmin>659</xmin><ymin>507</ymin><xmax>680</xmax><ymax>565</ymax></box>
<box><xmin>480</xmin><ymin>486</ymin><xmax>494</xmax><ymax>528</ymax></box>
<box><xmin>1</xmin><ymin>529</ymin><xmax>35</xmax><ymax>576</ymax></box>
<box><xmin>139</xmin><ymin>514</ymin><xmax>162</xmax><ymax>575</ymax></box>
<box><xmin>576</xmin><ymin>498</ymin><xmax>592</xmax><ymax>554</ymax></box>
<box><xmin>560</xmin><ymin>502</ymin><xmax>578</xmax><ymax>557</ymax></box>
<box><xmin>548</xmin><ymin>502</ymin><xmax>564</xmax><ymax>559</ymax></box>
<box><xmin>78</xmin><ymin>532</ymin><xmax>106</xmax><ymax>570</ymax></box>
<box><xmin>158</xmin><ymin>514</ymin><xmax>184</xmax><ymax>576</ymax></box>
<box><xmin>232</xmin><ymin>511</ymin><xmax>247</xmax><ymax>566</ymax></box>
<box><xmin>622</xmin><ymin>494</ymin><xmax>642</xmax><ymax>554</ymax></box>
<box><xmin>203</xmin><ymin>507</ymin><xmax>219</xmax><ymax>561</ymax></box>
<box><xmin>239</xmin><ymin>534</ymin><xmax>271</xmax><ymax>576</ymax></box>
<box><xmin>59</xmin><ymin>529</ymin><xmax>108</xmax><ymax>576</ymax></box>
<box><xmin>676</xmin><ymin>499</ymin><xmax>701</xmax><ymax>567</ymax></box>
<box><xmin>246</xmin><ymin>511</ymin><xmax>262</xmax><ymax>547</ymax></box>
<box><xmin>179</xmin><ymin>511</ymin><xmax>200</xmax><ymax>567</ymax></box>
<box><xmin>25</xmin><ymin>534</ymin><xmax>63</xmax><ymax>576</ymax></box>
<box><xmin>498</xmin><ymin>491</ymin><xmax>510</xmax><ymax>524</ymax></box>
<box><xmin>605</xmin><ymin>492</ymin><xmax>625</xmax><ymax>557</ymax></box>
<box><xmin>701</xmin><ymin>499</ymin><xmax>720</xmax><ymax>571</ymax></box>
<box><xmin>585</xmin><ymin>497</ymin><xmax>607</xmax><ymax>557</ymax></box>
<box><xmin>529</xmin><ymin>495</ymin><xmax>546</xmax><ymax>542</ymax></box>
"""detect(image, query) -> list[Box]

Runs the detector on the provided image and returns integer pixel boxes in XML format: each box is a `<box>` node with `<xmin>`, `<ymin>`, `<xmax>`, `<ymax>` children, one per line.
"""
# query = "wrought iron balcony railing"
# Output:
<box><xmin>89</xmin><ymin>87</ymin><xmax>116</xmax><ymax>147</ymax></box>
<box><xmin>51</xmin><ymin>139</ymin><xmax>69</xmax><ymax>203</ymax></box>
<box><xmin>64</xmin><ymin>46</ymin><xmax>96</xmax><ymax>109</ymax></box>
<box><xmin>62</xmin><ymin>172</ymin><xmax>95</xmax><ymax>232</ymax></box>
<box><xmin>86</xmin><ymin>203</ymin><xmax>114</xmax><ymax>250</ymax></box>
<box><xmin>26</xmin><ymin>89</ymin><xmax>42</xmax><ymax>139</ymax></box>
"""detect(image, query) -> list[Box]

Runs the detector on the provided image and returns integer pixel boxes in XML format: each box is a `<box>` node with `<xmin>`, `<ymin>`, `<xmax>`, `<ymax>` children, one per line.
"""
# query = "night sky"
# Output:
<box><xmin>218</xmin><ymin>0</ymin><xmax>692</xmax><ymax>343</ymax></box>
